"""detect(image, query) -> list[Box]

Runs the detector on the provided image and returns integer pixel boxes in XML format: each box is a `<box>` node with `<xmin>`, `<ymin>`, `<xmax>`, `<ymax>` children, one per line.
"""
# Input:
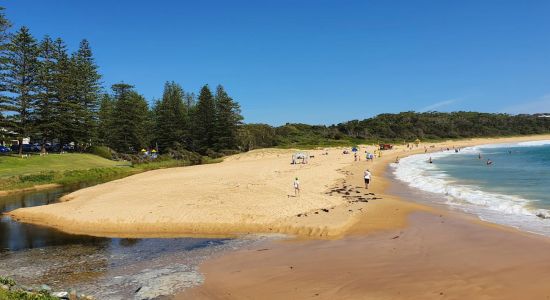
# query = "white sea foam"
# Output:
<box><xmin>393</xmin><ymin>147</ymin><xmax>550</xmax><ymax>236</ymax></box>
<box><xmin>462</xmin><ymin>140</ymin><xmax>550</xmax><ymax>153</ymax></box>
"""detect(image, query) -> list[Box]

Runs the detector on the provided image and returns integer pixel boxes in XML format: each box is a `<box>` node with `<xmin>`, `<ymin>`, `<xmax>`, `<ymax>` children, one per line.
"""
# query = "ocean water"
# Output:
<box><xmin>393</xmin><ymin>140</ymin><xmax>550</xmax><ymax>236</ymax></box>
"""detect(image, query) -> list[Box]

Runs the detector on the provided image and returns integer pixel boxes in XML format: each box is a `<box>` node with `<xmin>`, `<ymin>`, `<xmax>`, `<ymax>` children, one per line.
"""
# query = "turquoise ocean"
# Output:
<box><xmin>393</xmin><ymin>140</ymin><xmax>550</xmax><ymax>236</ymax></box>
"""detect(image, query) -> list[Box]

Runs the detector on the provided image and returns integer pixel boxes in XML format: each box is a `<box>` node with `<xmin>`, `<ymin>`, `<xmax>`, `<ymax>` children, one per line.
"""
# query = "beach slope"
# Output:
<box><xmin>7</xmin><ymin>148</ymin><xmax>371</xmax><ymax>237</ymax></box>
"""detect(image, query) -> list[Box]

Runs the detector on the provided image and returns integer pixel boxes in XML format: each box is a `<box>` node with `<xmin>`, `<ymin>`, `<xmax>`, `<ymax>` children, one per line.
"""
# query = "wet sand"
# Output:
<box><xmin>180</xmin><ymin>212</ymin><xmax>550</xmax><ymax>300</ymax></box>
<box><xmin>177</xmin><ymin>134</ymin><xmax>550</xmax><ymax>299</ymax></box>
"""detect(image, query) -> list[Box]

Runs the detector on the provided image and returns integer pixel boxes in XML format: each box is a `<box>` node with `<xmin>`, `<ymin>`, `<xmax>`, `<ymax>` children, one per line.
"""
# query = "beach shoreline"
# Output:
<box><xmin>6</xmin><ymin>135</ymin><xmax>550</xmax><ymax>239</ymax></box>
<box><xmin>176</xmin><ymin>134</ymin><xmax>550</xmax><ymax>299</ymax></box>
<box><xmin>0</xmin><ymin>183</ymin><xmax>63</xmax><ymax>197</ymax></box>
<box><xmin>6</xmin><ymin>135</ymin><xmax>550</xmax><ymax>299</ymax></box>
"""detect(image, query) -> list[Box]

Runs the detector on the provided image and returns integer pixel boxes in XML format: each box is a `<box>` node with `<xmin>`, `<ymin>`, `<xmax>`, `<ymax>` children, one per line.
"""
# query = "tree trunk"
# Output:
<box><xmin>41</xmin><ymin>138</ymin><xmax>46</xmax><ymax>155</ymax></box>
<box><xmin>18</xmin><ymin>138</ymin><xmax>23</xmax><ymax>155</ymax></box>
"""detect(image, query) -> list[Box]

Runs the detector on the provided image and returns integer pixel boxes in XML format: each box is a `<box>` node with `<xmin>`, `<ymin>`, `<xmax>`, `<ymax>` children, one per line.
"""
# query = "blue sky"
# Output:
<box><xmin>5</xmin><ymin>1</ymin><xmax>550</xmax><ymax>125</ymax></box>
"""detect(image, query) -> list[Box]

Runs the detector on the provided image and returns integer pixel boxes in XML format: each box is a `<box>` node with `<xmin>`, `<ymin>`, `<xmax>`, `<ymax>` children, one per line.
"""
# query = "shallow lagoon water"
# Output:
<box><xmin>0</xmin><ymin>186</ymin><xmax>263</xmax><ymax>299</ymax></box>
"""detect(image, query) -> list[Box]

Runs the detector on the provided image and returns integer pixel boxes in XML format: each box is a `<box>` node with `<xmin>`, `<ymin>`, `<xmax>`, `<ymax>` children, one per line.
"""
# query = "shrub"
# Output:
<box><xmin>205</xmin><ymin>149</ymin><xmax>223</xmax><ymax>159</ymax></box>
<box><xmin>0</xmin><ymin>276</ymin><xmax>16</xmax><ymax>287</ymax></box>
<box><xmin>89</xmin><ymin>145</ymin><xmax>113</xmax><ymax>160</ymax></box>
<box><xmin>19</xmin><ymin>172</ymin><xmax>55</xmax><ymax>183</ymax></box>
<box><xmin>219</xmin><ymin>149</ymin><xmax>240</xmax><ymax>156</ymax></box>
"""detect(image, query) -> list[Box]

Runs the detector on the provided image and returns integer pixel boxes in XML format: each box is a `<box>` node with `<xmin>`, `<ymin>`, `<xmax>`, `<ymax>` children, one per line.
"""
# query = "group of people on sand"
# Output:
<box><xmin>292</xmin><ymin>149</ymin><xmax>374</xmax><ymax>196</ymax></box>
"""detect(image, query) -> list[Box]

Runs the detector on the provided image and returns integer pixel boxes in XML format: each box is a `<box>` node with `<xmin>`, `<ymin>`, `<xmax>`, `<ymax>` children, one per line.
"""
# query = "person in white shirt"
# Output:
<box><xmin>293</xmin><ymin>177</ymin><xmax>300</xmax><ymax>196</ymax></box>
<box><xmin>364</xmin><ymin>169</ymin><xmax>372</xmax><ymax>189</ymax></box>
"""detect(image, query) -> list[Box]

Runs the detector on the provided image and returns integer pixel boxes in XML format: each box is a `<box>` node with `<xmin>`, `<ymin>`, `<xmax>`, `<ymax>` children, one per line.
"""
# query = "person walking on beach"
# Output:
<box><xmin>293</xmin><ymin>177</ymin><xmax>300</xmax><ymax>196</ymax></box>
<box><xmin>364</xmin><ymin>169</ymin><xmax>371</xmax><ymax>189</ymax></box>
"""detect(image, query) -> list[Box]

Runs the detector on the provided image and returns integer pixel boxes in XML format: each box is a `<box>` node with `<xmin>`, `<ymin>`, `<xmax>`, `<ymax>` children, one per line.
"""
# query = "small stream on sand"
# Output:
<box><xmin>0</xmin><ymin>186</ymin><xmax>265</xmax><ymax>299</ymax></box>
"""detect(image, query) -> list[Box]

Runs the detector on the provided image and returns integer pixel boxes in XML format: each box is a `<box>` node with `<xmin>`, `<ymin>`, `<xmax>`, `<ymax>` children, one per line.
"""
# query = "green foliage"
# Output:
<box><xmin>0</xmin><ymin>153</ymin><xmax>122</xmax><ymax>178</ymax></box>
<box><xmin>0</xmin><ymin>276</ymin><xmax>59</xmax><ymax>300</ymax></box>
<box><xmin>89</xmin><ymin>145</ymin><xmax>113</xmax><ymax>160</ymax></box>
<box><xmin>35</xmin><ymin>36</ymin><xmax>61</xmax><ymax>150</ymax></box>
<box><xmin>164</xmin><ymin>146</ymin><xmax>203</xmax><ymax>164</ymax></box>
<box><xmin>2</xmin><ymin>26</ymin><xmax>40</xmax><ymax>154</ymax></box>
<box><xmin>335</xmin><ymin>112</ymin><xmax>550</xmax><ymax>141</ymax></box>
<box><xmin>67</xmin><ymin>39</ymin><xmax>101</xmax><ymax>149</ymax></box>
<box><xmin>214</xmin><ymin>85</ymin><xmax>243</xmax><ymax>151</ymax></box>
<box><xmin>0</xmin><ymin>276</ymin><xmax>16</xmax><ymax>287</ymax></box>
<box><xmin>108</xmin><ymin>83</ymin><xmax>150</xmax><ymax>153</ymax></box>
<box><xmin>153</xmin><ymin>82</ymin><xmax>190</xmax><ymax>152</ymax></box>
<box><xmin>0</xmin><ymin>288</ymin><xmax>59</xmax><ymax>300</ymax></box>
<box><xmin>0</xmin><ymin>162</ymin><xmax>170</xmax><ymax>191</ymax></box>
<box><xmin>237</xmin><ymin>124</ymin><xmax>277</xmax><ymax>150</ymax></box>
<box><xmin>97</xmin><ymin>94</ymin><xmax>114</xmax><ymax>145</ymax></box>
<box><xmin>18</xmin><ymin>172</ymin><xmax>55</xmax><ymax>183</ymax></box>
<box><xmin>192</xmin><ymin>85</ymin><xmax>217</xmax><ymax>153</ymax></box>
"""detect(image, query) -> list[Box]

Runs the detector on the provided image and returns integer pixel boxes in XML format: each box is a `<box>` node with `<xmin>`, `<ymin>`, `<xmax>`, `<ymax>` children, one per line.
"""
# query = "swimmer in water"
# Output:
<box><xmin>486</xmin><ymin>159</ymin><xmax>493</xmax><ymax>166</ymax></box>
<box><xmin>429</xmin><ymin>157</ymin><xmax>433</xmax><ymax>163</ymax></box>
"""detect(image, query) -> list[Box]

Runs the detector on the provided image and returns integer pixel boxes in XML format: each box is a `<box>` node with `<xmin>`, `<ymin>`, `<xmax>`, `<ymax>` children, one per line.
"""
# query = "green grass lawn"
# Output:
<box><xmin>0</xmin><ymin>153</ymin><xmax>206</xmax><ymax>191</ymax></box>
<box><xmin>0</xmin><ymin>153</ymin><xmax>128</xmax><ymax>178</ymax></box>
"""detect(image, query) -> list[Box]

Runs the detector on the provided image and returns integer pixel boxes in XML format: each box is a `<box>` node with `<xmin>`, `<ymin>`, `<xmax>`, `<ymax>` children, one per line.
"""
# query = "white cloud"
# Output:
<box><xmin>419</xmin><ymin>99</ymin><xmax>457</xmax><ymax>112</ymax></box>
<box><xmin>501</xmin><ymin>94</ymin><xmax>550</xmax><ymax>114</ymax></box>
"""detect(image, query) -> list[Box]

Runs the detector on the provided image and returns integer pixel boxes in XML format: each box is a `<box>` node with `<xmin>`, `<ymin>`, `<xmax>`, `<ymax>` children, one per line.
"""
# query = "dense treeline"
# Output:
<box><xmin>238</xmin><ymin>112</ymin><xmax>550</xmax><ymax>149</ymax></box>
<box><xmin>1</xmin><ymin>7</ymin><xmax>549</xmax><ymax>157</ymax></box>
<box><xmin>336</xmin><ymin>112</ymin><xmax>550</xmax><ymax>140</ymax></box>
<box><xmin>0</xmin><ymin>7</ymin><xmax>243</xmax><ymax>156</ymax></box>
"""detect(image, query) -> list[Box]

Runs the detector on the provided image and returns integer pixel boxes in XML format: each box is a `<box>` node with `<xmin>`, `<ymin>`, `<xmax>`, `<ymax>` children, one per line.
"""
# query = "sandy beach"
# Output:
<box><xmin>8</xmin><ymin>135</ymin><xmax>550</xmax><ymax>238</ymax></box>
<box><xmin>7</xmin><ymin>134</ymin><xmax>550</xmax><ymax>299</ymax></box>
<box><xmin>8</xmin><ymin>147</ymin><xmax>371</xmax><ymax>238</ymax></box>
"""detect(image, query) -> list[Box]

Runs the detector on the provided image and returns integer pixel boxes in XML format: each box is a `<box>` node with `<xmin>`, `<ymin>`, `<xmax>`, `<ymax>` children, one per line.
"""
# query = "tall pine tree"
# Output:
<box><xmin>69</xmin><ymin>39</ymin><xmax>101</xmax><ymax>149</ymax></box>
<box><xmin>109</xmin><ymin>83</ymin><xmax>149</xmax><ymax>153</ymax></box>
<box><xmin>35</xmin><ymin>36</ymin><xmax>60</xmax><ymax>152</ymax></box>
<box><xmin>3</xmin><ymin>27</ymin><xmax>39</xmax><ymax>154</ymax></box>
<box><xmin>153</xmin><ymin>81</ymin><xmax>189</xmax><ymax>152</ymax></box>
<box><xmin>0</xmin><ymin>7</ymin><xmax>11</xmax><ymax>141</ymax></box>
<box><xmin>214</xmin><ymin>85</ymin><xmax>243</xmax><ymax>150</ymax></box>
<box><xmin>52</xmin><ymin>38</ymin><xmax>75</xmax><ymax>149</ymax></box>
<box><xmin>192</xmin><ymin>85</ymin><xmax>216</xmax><ymax>153</ymax></box>
<box><xmin>97</xmin><ymin>93</ymin><xmax>114</xmax><ymax>146</ymax></box>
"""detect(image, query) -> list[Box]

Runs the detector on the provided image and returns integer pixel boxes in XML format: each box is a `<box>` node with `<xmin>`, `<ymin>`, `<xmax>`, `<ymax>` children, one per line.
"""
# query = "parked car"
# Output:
<box><xmin>62</xmin><ymin>144</ymin><xmax>75</xmax><ymax>151</ymax></box>
<box><xmin>10</xmin><ymin>144</ymin><xmax>41</xmax><ymax>153</ymax></box>
<box><xmin>0</xmin><ymin>145</ymin><xmax>11</xmax><ymax>153</ymax></box>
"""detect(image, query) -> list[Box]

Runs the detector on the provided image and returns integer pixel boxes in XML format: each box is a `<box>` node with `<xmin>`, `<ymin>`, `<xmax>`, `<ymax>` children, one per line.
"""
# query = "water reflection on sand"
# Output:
<box><xmin>0</xmin><ymin>187</ymin><xmax>263</xmax><ymax>299</ymax></box>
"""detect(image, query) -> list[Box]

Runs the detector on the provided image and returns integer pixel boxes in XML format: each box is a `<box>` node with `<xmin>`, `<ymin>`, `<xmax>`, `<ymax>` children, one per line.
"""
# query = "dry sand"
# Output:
<box><xmin>7</xmin><ymin>135</ymin><xmax>550</xmax><ymax>239</ymax></box>
<box><xmin>7</xmin><ymin>148</ymin><xmax>369</xmax><ymax>237</ymax></box>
